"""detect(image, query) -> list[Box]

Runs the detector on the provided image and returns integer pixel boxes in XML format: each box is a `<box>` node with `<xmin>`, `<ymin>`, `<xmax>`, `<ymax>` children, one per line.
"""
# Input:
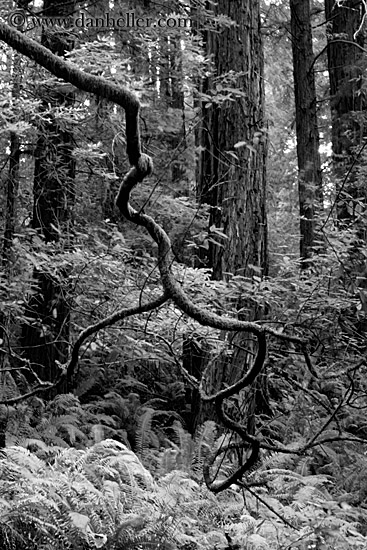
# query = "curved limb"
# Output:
<box><xmin>0</xmin><ymin>23</ymin><xmax>316</xmax><ymax>492</ymax></box>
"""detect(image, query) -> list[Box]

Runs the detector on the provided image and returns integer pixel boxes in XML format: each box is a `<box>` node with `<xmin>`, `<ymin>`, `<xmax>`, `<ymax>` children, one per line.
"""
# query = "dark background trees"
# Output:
<box><xmin>290</xmin><ymin>0</ymin><xmax>322</xmax><ymax>263</ymax></box>
<box><xmin>21</xmin><ymin>0</ymin><xmax>76</xmax><ymax>388</ymax></box>
<box><xmin>325</xmin><ymin>0</ymin><xmax>367</xmax><ymax>227</ymax></box>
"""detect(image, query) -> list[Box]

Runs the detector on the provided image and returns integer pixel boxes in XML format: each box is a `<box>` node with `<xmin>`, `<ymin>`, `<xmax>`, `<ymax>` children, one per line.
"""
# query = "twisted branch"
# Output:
<box><xmin>199</xmin><ymin>333</ymin><xmax>266</xmax><ymax>492</ymax></box>
<box><xmin>0</xmin><ymin>294</ymin><xmax>169</xmax><ymax>405</ymax></box>
<box><xmin>0</xmin><ymin>22</ymin><xmax>313</xmax><ymax>490</ymax></box>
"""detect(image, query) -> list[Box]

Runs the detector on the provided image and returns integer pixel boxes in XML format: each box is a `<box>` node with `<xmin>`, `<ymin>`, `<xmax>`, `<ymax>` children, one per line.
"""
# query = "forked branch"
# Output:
<box><xmin>0</xmin><ymin>22</ymin><xmax>314</xmax><ymax>491</ymax></box>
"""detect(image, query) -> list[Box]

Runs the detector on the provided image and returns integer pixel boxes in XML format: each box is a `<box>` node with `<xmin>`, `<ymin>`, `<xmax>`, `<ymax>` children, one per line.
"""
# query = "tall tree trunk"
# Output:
<box><xmin>0</xmin><ymin>48</ymin><xmax>22</xmax><ymax>446</ymax></box>
<box><xmin>163</xmin><ymin>37</ymin><xmax>188</xmax><ymax>190</ymax></box>
<box><xmin>21</xmin><ymin>0</ymin><xmax>75</xmax><ymax>388</ymax></box>
<box><xmin>197</xmin><ymin>0</ymin><xmax>268</xmax><ymax>435</ymax></box>
<box><xmin>325</xmin><ymin>0</ymin><xmax>367</xmax><ymax>226</ymax></box>
<box><xmin>198</xmin><ymin>0</ymin><xmax>267</xmax><ymax>280</ymax></box>
<box><xmin>1</xmin><ymin>130</ymin><xmax>20</xmax><ymax>377</ymax></box>
<box><xmin>2</xmin><ymin>46</ymin><xmax>22</xmax><ymax>323</ymax></box>
<box><xmin>290</xmin><ymin>0</ymin><xmax>323</xmax><ymax>264</ymax></box>
<box><xmin>3</xmin><ymin>131</ymin><xmax>20</xmax><ymax>271</ymax></box>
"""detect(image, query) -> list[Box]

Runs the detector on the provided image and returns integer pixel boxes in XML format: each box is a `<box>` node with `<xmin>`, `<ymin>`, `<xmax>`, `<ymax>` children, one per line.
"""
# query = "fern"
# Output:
<box><xmin>156</xmin><ymin>420</ymin><xmax>218</xmax><ymax>481</ymax></box>
<box><xmin>135</xmin><ymin>407</ymin><xmax>159</xmax><ymax>464</ymax></box>
<box><xmin>1</xmin><ymin>438</ymin><xmax>367</xmax><ymax>549</ymax></box>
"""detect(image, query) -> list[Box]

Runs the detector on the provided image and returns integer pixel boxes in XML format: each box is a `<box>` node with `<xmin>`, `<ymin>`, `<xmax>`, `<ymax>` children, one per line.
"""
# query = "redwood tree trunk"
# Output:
<box><xmin>325</xmin><ymin>0</ymin><xmax>367</xmax><ymax>225</ymax></box>
<box><xmin>3</xmin><ymin>133</ymin><xmax>20</xmax><ymax>270</ymax></box>
<box><xmin>0</xmin><ymin>50</ymin><xmax>22</xmax><ymax>443</ymax></box>
<box><xmin>21</xmin><ymin>0</ymin><xmax>75</xmax><ymax>388</ymax></box>
<box><xmin>197</xmin><ymin>0</ymin><xmax>268</xmax><ymax>433</ymax></box>
<box><xmin>198</xmin><ymin>0</ymin><xmax>267</xmax><ymax>281</ymax></box>
<box><xmin>290</xmin><ymin>0</ymin><xmax>323</xmax><ymax>263</ymax></box>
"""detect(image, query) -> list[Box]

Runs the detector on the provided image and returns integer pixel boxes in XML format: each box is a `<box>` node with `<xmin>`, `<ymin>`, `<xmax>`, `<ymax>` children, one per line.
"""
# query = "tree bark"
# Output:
<box><xmin>0</xmin><ymin>47</ymin><xmax>22</xmax><ymax>439</ymax></box>
<box><xmin>325</xmin><ymin>0</ymin><xmax>367</xmax><ymax>225</ymax></box>
<box><xmin>3</xmin><ymin>132</ymin><xmax>20</xmax><ymax>270</ymax></box>
<box><xmin>197</xmin><ymin>0</ymin><xmax>267</xmax><ymax>281</ymax></box>
<box><xmin>290</xmin><ymin>0</ymin><xmax>323</xmax><ymax>264</ymax></box>
<box><xmin>197</xmin><ymin>0</ymin><xmax>268</xmax><ymax>434</ymax></box>
<box><xmin>21</xmin><ymin>0</ymin><xmax>75</xmax><ymax>388</ymax></box>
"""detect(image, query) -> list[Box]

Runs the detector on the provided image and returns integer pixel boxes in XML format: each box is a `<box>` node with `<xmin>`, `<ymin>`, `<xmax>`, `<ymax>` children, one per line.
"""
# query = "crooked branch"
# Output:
<box><xmin>0</xmin><ymin>22</ymin><xmax>317</xmax><ymax>492</ymax></box>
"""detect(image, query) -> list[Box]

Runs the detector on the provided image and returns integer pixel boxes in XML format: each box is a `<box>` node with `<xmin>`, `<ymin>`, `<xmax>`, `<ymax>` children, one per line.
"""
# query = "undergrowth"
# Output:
<box><xmin>1</xmin><ymin>429</ymin><xmax>367</xmax><ymax>550</ymax></box>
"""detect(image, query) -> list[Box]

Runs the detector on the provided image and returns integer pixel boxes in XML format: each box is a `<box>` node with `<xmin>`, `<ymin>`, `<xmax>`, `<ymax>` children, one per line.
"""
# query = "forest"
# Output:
<box><xmin>0</xmin><ymin>0</ymin><xmax>367</xmax><ymax>548</ymax></box>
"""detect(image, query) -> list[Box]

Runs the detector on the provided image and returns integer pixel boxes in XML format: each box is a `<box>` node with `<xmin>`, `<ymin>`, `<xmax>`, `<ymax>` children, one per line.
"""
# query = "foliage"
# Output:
<box><xmin>0</xmin><ymin>436</ymin><xmax>366</xmax><ymax>550</ymax></box>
